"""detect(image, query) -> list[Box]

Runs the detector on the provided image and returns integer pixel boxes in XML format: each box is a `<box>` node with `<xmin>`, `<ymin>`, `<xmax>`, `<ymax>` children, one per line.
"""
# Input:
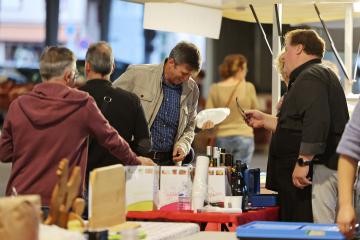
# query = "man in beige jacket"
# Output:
<box><xmin>113</xmin><ymin>41</ymin><xmax>201</xmax><ymax>165</ymax></box>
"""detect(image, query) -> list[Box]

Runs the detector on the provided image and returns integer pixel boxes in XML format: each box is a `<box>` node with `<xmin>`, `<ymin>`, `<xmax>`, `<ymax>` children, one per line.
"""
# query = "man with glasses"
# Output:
<box><xmin>0</xmin><ymin>46</ymin><xmax>154</xmax><ymax>208</ymax></box>
<box><xmin>113</xmin><ymin>41</ymin><xmax>201</xmax><ymax>165</ymax></box>
<box><xmin>245</xmin><ymin>29</ymin><xmax>348</xmax><ymax>223</ymax></box>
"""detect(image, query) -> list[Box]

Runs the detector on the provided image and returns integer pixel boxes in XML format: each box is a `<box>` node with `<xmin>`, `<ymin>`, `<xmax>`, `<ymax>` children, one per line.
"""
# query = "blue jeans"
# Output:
<box><xmin>216</xmin><ymin>136</ymin><xmax>255</xmax><ymax>165</ymax></box>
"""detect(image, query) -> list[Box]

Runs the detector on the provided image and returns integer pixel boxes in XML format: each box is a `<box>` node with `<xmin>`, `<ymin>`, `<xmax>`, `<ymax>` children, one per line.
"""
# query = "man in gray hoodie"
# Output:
<box><xmin>0</xmin><ymin>46</ymin><xmax>154</xmax><ymax>206</ymax></box>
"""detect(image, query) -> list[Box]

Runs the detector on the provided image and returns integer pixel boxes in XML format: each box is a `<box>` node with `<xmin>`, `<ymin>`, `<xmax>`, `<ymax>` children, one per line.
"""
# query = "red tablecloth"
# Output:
<box><xmin>127</xmin><ymin>207</ymin><xmax>279</xmax><ymax>231</ymax></box>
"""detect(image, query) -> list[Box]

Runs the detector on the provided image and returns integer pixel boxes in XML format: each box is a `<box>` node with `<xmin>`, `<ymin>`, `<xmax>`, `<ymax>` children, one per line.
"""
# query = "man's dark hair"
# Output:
<box><xmin>39</xmin><ymin>46</ymin><xmax>76</xmax><ymax>80</ymax></box>
<box><xmin>85</xmin><ymin>41</ymin><xmax>114</xmax><ymax>76</ymax></box>
<box><xmin>169</xmin><ymin>41</ymin><xmax>201</xmax><ymax>72</ymax></box>
<box><xmin>285</xmin><ymin>29</ymin><xmax>325</xmax><ymax>58</ymax></box>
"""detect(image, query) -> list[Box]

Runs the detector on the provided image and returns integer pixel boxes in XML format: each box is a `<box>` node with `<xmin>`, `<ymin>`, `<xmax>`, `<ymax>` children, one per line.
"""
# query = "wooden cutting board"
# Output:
<box><xmin>88</xmin><ymin>164</ymin><xmax>126</xmax><ymax>230</ymax></box>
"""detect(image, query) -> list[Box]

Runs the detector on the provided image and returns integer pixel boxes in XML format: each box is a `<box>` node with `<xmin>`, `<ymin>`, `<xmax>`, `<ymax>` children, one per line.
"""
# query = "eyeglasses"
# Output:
<box><xmin>235</xmin><ymin>97</ymin><xmax>247</xmax><ymax>121</ymax></box>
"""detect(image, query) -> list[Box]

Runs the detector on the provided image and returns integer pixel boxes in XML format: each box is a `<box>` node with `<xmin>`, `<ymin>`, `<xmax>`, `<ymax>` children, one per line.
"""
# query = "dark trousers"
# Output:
<box><xmin>278</xmin><ymin>181</ymin><xmax>313</xmax><ymax>222</ymax></box>
<box><xmin>145</xmin><ymin>151</ymin><xmax>175</xmax><ymax>166</ymax></box>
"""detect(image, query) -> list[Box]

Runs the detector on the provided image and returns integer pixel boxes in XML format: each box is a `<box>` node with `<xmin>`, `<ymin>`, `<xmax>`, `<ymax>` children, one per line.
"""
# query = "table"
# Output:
<box><xmin>127</xmin><ymin>207</ymin><xmax>279</xmax><ymax>231</ymax></box>
<box><xmin>134</xmin><ymin>221</ymin><xmax>199</xmax><ymax>240</ymax></box>
<box><xmin>178</xmin><ymin>231</ymin><xmax>237</xmax><ymax>240</ymax></box>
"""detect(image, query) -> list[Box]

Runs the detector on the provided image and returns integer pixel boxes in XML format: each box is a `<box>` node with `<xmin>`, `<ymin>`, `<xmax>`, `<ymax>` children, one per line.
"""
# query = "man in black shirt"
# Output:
<box><xmin>246</xmin><ymin>29</ymin><xmax>348</xmax><ymax>223</ymax></box>
<box><xmin>80</xmin><ymin>42</ymin><xmax>152</xmax><ymax>181</ymax></box>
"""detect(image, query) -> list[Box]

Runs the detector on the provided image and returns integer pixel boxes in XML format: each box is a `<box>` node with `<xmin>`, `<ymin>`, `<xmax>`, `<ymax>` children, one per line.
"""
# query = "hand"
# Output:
<box><xmin>173</xmin><ymin>147</ymin><xmax>185</xmax><ymax>162</ymax></box>
<box><xmin>244</xmin><ymin>110</ymin><xmax>265</xmax><ymax>128</ymax></box>
<box><xmin>201</xmin><ymin>120</ymin><xmax>215</xmax><ymax>130</ymax></box>
<box><xmin>137</xmin><ymin>156</ymin><xmax>156</xmax><ymax>166</ymax></box>
<box><xmin>337</xmin><ymin>204</ymin><xmax>356</xmax><ymax>239</ymax></box>
<box><xmin>292</xmin><ymin>163</ymin><xmax>312</xmax><ymax>189</ymax></box>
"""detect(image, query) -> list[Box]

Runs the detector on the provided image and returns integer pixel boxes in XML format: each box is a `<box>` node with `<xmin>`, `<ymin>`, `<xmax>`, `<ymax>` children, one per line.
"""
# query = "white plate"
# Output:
<box><xmin>195</xmin><ymin>108</ymin><xmax>230</xmax><ymax>129</ymax></box>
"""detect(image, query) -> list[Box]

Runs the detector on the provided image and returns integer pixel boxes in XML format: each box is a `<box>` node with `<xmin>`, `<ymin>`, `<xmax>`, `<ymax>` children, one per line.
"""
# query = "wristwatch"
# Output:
<box><xmin>297</xmin><ymin>157</ymin><xmax>311</xmax><ymax>167</ymax></box>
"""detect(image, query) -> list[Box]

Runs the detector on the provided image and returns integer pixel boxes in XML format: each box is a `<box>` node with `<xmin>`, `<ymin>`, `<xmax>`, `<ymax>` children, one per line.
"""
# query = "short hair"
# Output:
<box><xmin>285</xmin><ymin>29</ymin><xmax>325</xmax><ymax>58</ymax></box>
<box><xmin>85</xmin><ymin>41</ymin><xmax>114</xmax><ymax>75</ymax></box>
<box><xmin>169</xmin><ymin>41</ymin><xmax>201</xmax><ymax>72</ymax></box>
<box><xmin>39</xmin><ymin>46</ymin><xmax>76</xmax><ymax>80</ymax></box>
<box><xmin>219</xmin><ymin>54</ymin><xmax>247</xmax><ymax>79</ymax></box>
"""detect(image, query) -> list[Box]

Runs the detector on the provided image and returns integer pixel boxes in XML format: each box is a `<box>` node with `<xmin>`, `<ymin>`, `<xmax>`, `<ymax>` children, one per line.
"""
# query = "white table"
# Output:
<box><xmin>178</xmin><ymin>231</ymin><xmax>238</xmax><ymax>240</ymax></box>
<box><xmin>135</xmin><ymin>221</ymin><xmax>200</xmax><ymax>240</ymax></box>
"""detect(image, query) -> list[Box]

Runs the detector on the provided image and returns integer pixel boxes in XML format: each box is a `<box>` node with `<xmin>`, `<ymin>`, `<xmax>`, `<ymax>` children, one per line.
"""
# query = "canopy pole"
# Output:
<box><xmin>314</xmin><ymin>4</ymin><xmax>351</xmax><ymax>81</ymax></box>
<box><xmin>249</xmin><ymin>4</ymin><xmax>273</xmax><ymax>56</ymax></box>
<box><xmin>344</xmin><ymin>3</ymin><xmax>353</xmax><ymax>95</ymax></box>
<box><xmin>272</xmin><ymin>4</ymin><xmax>282</xmax><ymax>115</ymax></box>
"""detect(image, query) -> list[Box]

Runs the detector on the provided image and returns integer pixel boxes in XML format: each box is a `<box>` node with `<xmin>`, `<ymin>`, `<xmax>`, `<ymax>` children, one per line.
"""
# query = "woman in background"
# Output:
<box><xmin>206</xmin><ymin>54</ymin><xmax>258</xmax><ymax>165</ymax></box>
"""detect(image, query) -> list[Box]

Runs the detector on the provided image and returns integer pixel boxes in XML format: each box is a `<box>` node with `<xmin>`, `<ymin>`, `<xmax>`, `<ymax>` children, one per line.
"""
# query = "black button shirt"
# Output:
<box><xmin>276</xmin><ymin>58</ymin><xmax>349</xmax><ymax>169</ymax></box>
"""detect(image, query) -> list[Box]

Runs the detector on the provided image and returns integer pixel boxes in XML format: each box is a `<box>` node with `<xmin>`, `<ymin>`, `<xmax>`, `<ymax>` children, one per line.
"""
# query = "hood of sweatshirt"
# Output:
<box><xmin>18</xmin><ymin>82</ymin><xmax>89</xmax><ymax>126</ymax></box>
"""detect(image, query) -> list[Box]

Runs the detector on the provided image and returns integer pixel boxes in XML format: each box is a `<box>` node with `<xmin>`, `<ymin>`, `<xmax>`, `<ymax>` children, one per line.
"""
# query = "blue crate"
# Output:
<box><xmin>249</xmin><ymin>194</ymin><xmax>278</xmax><ymax>207</ymax></box>
<box><xmin>236</xmin><ymin>221</ymin><xmax>345</xmax><ymax>239</ymax></box>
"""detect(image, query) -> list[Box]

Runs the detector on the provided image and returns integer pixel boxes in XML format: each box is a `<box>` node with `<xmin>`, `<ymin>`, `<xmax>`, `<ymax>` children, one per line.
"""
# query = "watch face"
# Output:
<box><xmin>298</xmin><ymin>158</ymin><xmax>310</xmax><ymax>166</ymax></box>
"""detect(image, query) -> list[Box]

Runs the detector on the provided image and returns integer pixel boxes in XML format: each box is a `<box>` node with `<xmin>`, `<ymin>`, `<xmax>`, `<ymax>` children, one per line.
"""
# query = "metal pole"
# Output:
<box><xmin>271</xmin><ymin>4</ymin><xmax>281</xmax><ymax>115</ymax></box>
<box><xmin>344</xmin><ymin>3</ymin><xmax>353</xmax><ymax>95</ymax></box>
<box><xmin>45</xmin><ymin>0</ymin><xmax>59</xmax><ymax>46</ymax></box>
<box><xmin>99</xmin><ymin>0</ymin><xmax>111</xmax><ymax>41</ymax></box>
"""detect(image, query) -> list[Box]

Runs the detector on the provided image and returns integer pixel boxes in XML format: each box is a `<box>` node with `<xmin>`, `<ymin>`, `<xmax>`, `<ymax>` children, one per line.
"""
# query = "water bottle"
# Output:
<box><xmin>178</xmin><ymin>181</ymin><xmax>192</xmax><ymax>211</ymax></box>
<box><xmin>178</xmin><ymin>191</ymin><xmax>191</xmax><ymax>211</ymax></box>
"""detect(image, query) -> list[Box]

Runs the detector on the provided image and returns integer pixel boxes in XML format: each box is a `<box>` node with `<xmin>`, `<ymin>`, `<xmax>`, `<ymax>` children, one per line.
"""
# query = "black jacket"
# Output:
<box><xmin>80</xmin><ymin>79</ymin><xmax>151</xmax><ymax>178</ymax></box>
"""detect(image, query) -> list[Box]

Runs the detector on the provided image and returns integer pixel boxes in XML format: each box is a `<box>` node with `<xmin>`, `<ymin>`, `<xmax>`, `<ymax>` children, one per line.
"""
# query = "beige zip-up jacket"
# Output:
<box><xmin>112</xmin><ymin>61</ymin><xmax>199</xmax><ymax>155</ymax></box>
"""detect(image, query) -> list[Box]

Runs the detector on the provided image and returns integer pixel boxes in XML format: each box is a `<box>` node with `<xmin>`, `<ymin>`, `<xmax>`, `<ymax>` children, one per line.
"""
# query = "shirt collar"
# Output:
<box><xmin>162</xmin><ymin>59</ymin><xmax>182</xmax><ymax>89</ymax></box>
<box><xmin>288</xmin><ymin>58</ymin><xmax>321</xmax><ymax>90</ymax></box>
<box><xmin>86</xmin><ymin>79</ymin><xmax>112</xmax><ymax>87</ymax></box>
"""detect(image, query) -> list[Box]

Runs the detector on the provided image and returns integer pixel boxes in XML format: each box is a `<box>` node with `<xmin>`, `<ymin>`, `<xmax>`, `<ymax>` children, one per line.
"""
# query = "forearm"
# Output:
<box><xmin>263</xmin><ymin>113</ymin><xmax>278</xmax><ymax>131</ymax></box>
<box><xmin>338</xmin><ymin>155</ymin><xmax>357</xmax><ymax>207</ymax></box>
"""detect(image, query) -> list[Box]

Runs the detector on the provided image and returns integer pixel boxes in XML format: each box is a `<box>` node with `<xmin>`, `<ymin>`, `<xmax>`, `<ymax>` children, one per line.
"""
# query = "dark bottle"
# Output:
<box><xmin>240</xmin><ymin>162</ymin><xmax>249</xmax><ymax>211</ymax></box>
<box><xmin>219</xmin><ymin>148</ymin><xmax>226</xmax><ymax>166</ymax></box>
<box><xmin>231</xmin><ymin>160</ymin><xmax>249</xmax><ymax>211</ymax></box>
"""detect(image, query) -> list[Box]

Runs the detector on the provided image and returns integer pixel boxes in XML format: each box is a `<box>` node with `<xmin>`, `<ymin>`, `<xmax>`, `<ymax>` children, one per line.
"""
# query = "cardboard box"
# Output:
<box><xmin>158</xmin><ymin>166</ymin><xmax>192</xmax><ymax>211</ymax></box>
<box><xmin>125</xmin><ymin>166</ymin><xmax>159</xmax><ymax>211</ymax></box>
<box><xmin>208</xmin><ymin>167</ymin><xmax>230</xmax><ymax>204</ymax></box>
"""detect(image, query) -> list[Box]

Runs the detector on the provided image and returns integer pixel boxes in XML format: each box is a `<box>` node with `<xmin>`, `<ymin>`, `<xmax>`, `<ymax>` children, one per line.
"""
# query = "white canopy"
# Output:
<box><xmin>128</xmin><ymin>0</ymin><xmax>360</xmax><ymax>24</ymax></box>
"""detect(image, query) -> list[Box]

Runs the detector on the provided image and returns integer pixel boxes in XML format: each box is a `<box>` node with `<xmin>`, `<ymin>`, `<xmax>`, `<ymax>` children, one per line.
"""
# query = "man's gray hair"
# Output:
<box><xmin>85</xmin><ymin>41</ymin><xmax>114</xmax><ymax>76</ymax></box>
<box><xmin>39</xmin><ymin>46</ymin><xmax>76</xmax><ymax>80</ymax></box>
<box><xmin>169</xmin><ymin>41</ymin><xmax>201</xmax><ymax>72</ymax></box>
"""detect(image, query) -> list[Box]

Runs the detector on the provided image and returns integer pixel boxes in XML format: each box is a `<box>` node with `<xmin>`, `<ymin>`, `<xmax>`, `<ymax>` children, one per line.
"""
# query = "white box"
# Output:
<box><xmin>208</xmin><ymin>167</ymin><xmax>229</xmax><ymax>204</ymax></box>
<box><xmin>158</xmin><ymin>166</ymin><xmax>192</xmax><ymax>211</ymax></box>
<box><xmin>125</xmin><ymin>166</ymin><xmax>159</xmax><ymax>211</ymax></box>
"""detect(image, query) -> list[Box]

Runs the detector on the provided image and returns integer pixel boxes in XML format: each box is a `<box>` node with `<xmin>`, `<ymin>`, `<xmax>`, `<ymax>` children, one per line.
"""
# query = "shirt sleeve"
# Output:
<box><xmin>85</xmin><ymin>97</ymin><xmax>140</xmax><ymax>165</ymax></box>
<box><xmin>337</xmin><ymin>101</ymin><xmax>360</xmax><ymax>162</ymax></box>
<box><xmin>0</xmin><ymin>109</ymin><xmax>13</xmax><ymax>163</ymax></box>
<box><xmin>112</xmin><ymin>65</ymin><xmax>135</xmax><ymax>92</ymax></box>
<box><xmin>296</xmin><ymin>77</ymin><xmax>330</xmax><ymax>155</ymax></box>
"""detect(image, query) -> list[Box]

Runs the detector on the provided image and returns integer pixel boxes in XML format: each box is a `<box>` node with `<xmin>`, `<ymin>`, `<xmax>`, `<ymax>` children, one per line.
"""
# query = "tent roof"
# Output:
<box><xmin>128</xmin><ymin>0</ymin><xmax>360</xmax><ymax>24</ymax></box>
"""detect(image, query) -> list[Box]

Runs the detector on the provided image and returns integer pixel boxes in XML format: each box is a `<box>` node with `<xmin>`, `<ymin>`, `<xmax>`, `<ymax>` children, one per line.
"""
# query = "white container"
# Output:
<box><xmin>224</xmin><ymin>196</ymin><xmax>242</xmax><ymax>209</ymax></box>
<box><xmin>208</xmin><ymin>167</ymin><xmax>228</xmax><ymax>204</ymax></box>
<box><xmin>158</xmin><ymin>166</ymin><xmax>192</xmax><ymax>211</ymax></box>
<box><xmin>125</xmin><ymin>166</ymin><xmax>159</xmax><ymax>211</ymax></box>
<box><xmin>191</xmin><ymin>156</ymin><xmax>209</xmax><ymax>211</ymax></box>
